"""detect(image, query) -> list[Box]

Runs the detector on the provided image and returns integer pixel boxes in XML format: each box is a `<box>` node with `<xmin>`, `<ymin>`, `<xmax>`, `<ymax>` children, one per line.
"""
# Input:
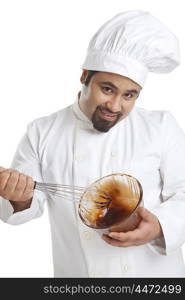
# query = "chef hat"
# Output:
<box><xmin>82</xmin><ymin>10</ymin><xmax>180</xmax><ymax>86</ymax></box>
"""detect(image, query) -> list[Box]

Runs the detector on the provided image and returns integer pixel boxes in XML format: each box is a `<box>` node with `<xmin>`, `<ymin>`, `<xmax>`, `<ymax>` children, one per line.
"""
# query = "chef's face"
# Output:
<box><xmin>79</xmin><ymin>70</ymin><xmax>142</xmax><ymax>132</ymax></box>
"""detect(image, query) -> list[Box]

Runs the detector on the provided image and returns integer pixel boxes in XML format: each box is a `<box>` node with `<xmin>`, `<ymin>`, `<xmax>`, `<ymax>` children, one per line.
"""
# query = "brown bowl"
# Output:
<box><xmin>78</xmin><ymin>173</ymin><xmax>143</xmax><ymax>233</ymax></box>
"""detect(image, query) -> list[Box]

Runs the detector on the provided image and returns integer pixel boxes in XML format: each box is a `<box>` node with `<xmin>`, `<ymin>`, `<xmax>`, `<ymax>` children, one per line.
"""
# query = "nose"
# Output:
<box><xmin>106</xmin><ymin>95</ymin><xmax>122</xmax><ymax>113</ymax></box>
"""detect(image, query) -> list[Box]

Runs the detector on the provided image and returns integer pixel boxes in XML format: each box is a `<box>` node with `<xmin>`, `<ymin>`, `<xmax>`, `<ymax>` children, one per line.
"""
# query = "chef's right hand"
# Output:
<box><xmin>0</xmin><ymin>167</ymin><xmax>34</xmax><ymax>212</ymax></box>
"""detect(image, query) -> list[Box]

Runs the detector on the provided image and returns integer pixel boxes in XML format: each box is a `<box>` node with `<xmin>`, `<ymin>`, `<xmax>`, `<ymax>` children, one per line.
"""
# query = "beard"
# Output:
<box><xmin>91</xmin><ymin>106</ymin><xmax>122</xmax><ymax>132</ymax></box>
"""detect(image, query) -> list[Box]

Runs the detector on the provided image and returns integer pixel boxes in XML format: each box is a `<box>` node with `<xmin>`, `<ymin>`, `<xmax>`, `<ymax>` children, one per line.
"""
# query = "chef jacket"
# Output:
<box><xmin>1</xmin><ymin>97</ymin><xmax>185</xmax><ymax>278</ymax></box>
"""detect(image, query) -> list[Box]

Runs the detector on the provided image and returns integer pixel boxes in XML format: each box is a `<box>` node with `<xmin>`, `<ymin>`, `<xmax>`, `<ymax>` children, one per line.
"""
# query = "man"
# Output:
<box><xmin>1</xmin><ymin>10</ymin><xmax>185</xmax><ymax>277</ymax></box>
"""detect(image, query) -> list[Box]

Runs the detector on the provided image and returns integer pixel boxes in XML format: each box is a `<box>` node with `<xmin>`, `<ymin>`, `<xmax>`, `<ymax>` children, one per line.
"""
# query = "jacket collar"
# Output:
<box><xmin>72</xmin><ymin>92</ymin><xmax>94</xmax><ymax>130</ymax></box>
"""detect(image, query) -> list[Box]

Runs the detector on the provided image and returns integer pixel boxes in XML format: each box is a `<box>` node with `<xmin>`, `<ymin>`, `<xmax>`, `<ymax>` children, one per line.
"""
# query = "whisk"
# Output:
<box><xmin>34</xmin><ymin>181</ymin><xmax>113</xmax><ymax>208</ymax></box>
<box><xmin>34</xmin><ymin>181</ymin><xmax>86</xmax><ymax>202</ymax></box>
<box><xmin>33</xmin><ymin>174</ymin><xmax>141</xmax><ymax>206</ymax></box>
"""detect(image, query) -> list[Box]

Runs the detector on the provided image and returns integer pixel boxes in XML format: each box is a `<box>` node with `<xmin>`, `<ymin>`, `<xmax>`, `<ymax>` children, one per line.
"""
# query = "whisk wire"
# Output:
<box><xmin>34</xmin><ymin>181</ymin><xmax>85</xmax><ymax>202</ymax></box>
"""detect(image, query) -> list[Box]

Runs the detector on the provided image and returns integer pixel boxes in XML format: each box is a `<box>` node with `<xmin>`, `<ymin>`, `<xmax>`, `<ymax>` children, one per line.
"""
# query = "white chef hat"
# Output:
<box><xmin>82</xmin><ymin>10</ymin><xmax>180</xmax><ymax>87</ymax></box>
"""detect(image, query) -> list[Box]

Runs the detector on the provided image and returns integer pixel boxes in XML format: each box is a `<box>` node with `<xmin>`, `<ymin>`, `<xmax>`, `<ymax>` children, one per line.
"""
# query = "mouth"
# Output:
<box><xmin>97</xmin><ymin>107</ymin><xmax>118</xmax><ymax>121</ymax></box>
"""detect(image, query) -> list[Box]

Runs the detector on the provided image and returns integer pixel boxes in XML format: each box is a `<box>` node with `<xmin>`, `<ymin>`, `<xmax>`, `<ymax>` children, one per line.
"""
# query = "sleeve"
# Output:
<box><xmin>0</xmin><ymin>120</ymin><xmax>46</xmax><ymax>225</ymax></box>
<box><xmin>149</xmin><ymin>111</ymin><xmax>185</xmax><ymax>255</ymax></box>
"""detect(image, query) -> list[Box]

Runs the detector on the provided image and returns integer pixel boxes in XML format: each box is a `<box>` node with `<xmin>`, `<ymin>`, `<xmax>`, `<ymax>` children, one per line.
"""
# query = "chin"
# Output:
<box><xmin>93</xmin><ymin>122</ymin><xmax>116</xmax><ymax>132</ymax></box>
<box><xmin>94</xmin><ymin>127</ymin><xmax>110</xmax><ymax>133</ymax></box>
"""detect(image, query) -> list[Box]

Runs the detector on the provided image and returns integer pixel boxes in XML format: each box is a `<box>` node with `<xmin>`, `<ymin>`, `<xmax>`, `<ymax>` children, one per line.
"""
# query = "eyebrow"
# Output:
<box><xmin>100</xmin><ymin>81</ymin><xmax>139</xmax><ymax>95</ymax></box>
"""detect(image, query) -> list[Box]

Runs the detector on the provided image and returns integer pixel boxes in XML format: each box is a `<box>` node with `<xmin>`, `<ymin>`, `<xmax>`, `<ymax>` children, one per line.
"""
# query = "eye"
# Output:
<box><xmin>102</xmin><ymin>86</ymin><xmax>113</xmax><ymax>94</ymax></box>
<box><xmin>124</xmin><ymin>93</ymin><xmax>133</xmax><ymax>98</ymax></box>
<box><xmin>123</xmin><ymin>93</ymin><xmax>134</xmax><ymax>100</ymax></box>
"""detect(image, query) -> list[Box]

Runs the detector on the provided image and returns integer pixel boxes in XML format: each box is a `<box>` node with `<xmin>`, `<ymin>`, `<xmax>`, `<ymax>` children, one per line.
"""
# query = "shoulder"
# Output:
<box><xmin>133</xmin><ymin>106</ymin><xmax>169</xmax><ymax>124</ymax></box>
<box><xmin>132</xmin><ymin>106</ymin><xmax>185</xmax><ymax>142</ymax></box>
<box><xmin>26</xmin><ymin>105</ymin><xmax>73</xmax><ymax>133</ymax></box>
<box><xmin>131</xmin><ymin>106</ymin><xmax>178</xmax><ymax>131</ymax></box>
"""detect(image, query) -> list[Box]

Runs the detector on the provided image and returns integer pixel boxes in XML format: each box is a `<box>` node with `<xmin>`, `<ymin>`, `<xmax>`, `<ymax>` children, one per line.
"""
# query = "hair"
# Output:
<box><xmin>84</xmin><ymin>70</ymin><xmax>98</xmax><ymax>86</ymax></box>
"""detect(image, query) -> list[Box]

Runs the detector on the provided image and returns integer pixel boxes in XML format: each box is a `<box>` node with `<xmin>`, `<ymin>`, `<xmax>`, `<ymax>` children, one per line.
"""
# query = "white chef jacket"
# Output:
<box><xmin>1</xmin><ymin>97</ymin><xmax>185</xmax><ymax>278</ymax></box>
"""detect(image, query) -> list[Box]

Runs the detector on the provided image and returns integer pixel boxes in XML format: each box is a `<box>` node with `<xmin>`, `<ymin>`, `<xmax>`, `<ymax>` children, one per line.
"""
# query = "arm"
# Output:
<box><xmin>149</xmin><ymin>112</ymin><xmax>185</xmax><ymax>254</ymax></box>
<box><xmin>0</xmin><ymin>121</ymin><xmax>46</xmax><ymax>224</ymax></box>
<box><xmin>102</xmin><ymin>112</ymin><xmax>185</xmax><ymax>255</ymax></box>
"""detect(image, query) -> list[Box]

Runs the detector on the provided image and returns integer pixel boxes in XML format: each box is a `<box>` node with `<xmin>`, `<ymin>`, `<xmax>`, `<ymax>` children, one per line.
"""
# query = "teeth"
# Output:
<box><xmin>105</xmin><ymin>113</ymin><xmax>115</xmax><ymax>117</ymax></box>
<box><xmin>101</xmin><ymin>109</ymin><xmax>116</xmax><ymax>117</ymax></box>
<box><xmin>105</xmin><ymin>113</ymin><xmax>116</xmax><ymax>117</ymax></box>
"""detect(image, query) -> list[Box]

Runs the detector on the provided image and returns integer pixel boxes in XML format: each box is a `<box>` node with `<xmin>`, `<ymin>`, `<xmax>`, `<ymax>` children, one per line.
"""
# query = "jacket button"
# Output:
<box><xmin>123</xmin><ymin>264</ymin><xmax>130</xmax><ymax>272</ymax></box>
<box><xmin>82</xmin><ymin>230</ymin><xmax>92</xmax><ymax>240</ymax></box>
<box><xmin>74</xmin><ymin>154</ymin><xmax>83</xmax><ymax>162</ymax></box>
<box><xmin>90</xmin><ymin>271</ymin><xmax>102</xmax><ymax>277</ymax></box>
<box><xmin>111</xmin><ymin>150</ymin><xmax>116</xmax><ymax>157</ymax></box>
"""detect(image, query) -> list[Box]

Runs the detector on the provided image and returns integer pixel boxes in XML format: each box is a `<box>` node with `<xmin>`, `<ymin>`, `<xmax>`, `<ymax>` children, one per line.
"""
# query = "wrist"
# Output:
<box><xmin>9</xmin><ymin>198</ymin><xmax>32</xmax><ymax>213</ymax></box>
<box><xmin>155</xmin><ymin>221</ymin><xmax>163</xmax><ymax>239</ymax></box>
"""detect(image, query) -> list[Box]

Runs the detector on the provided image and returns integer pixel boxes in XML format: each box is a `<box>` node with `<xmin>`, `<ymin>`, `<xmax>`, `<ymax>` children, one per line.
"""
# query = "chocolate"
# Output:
<box><xmin>79</xmin><ymin>174</ymin><xmax>143</xmax><ymax>230</ymax></box>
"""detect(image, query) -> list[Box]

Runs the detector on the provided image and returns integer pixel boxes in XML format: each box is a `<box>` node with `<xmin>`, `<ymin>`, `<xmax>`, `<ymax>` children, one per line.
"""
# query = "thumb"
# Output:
<box><xmin>136</xmin><ymin>207</ymin><xmax>153</xmax><ymax>222</ymax></box>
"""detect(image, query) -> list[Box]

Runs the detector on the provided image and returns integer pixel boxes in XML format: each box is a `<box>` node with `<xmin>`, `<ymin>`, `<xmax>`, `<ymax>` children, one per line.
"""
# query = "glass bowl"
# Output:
<box><xmin>78</xmin><ymin>173</ymin><xmax>143</xmax><ymax>232</ymax></box>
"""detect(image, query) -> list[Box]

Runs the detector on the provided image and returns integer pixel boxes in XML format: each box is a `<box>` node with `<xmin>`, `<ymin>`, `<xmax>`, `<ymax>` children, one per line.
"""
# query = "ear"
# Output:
<box><xmin>80</xmin><ymin>69</ymin><xmax>89</xmax><ymax>84</ymax></box>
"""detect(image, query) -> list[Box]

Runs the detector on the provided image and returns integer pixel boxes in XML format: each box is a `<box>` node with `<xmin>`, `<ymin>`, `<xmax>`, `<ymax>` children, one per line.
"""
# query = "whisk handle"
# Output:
<box><xmin>33</xmin><ymin>181</ymin><xmax>44</xmax><ymax>192</ymax></box>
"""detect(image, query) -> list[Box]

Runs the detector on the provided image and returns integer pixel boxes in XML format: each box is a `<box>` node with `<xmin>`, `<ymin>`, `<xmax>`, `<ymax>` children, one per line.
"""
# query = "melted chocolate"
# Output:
<box><xmin>79</xmin><ymin>174</ymin><xmax>142</xmax><ymax>229</ymax></box>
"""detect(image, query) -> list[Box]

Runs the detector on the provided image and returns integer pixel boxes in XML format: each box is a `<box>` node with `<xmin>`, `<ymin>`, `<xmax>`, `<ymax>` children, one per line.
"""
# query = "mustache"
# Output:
<box><xmin>97</xmin><ymin>106</ymin><xmax>122</xmax><ymax>116</ymax></box>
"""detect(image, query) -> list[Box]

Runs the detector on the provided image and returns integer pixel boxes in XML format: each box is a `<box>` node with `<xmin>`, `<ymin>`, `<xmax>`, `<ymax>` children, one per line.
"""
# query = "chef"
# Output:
<box><xmin>1</xmin><ymin>10</ymin><xmax>185</xmax><ymax>277</ymax></box>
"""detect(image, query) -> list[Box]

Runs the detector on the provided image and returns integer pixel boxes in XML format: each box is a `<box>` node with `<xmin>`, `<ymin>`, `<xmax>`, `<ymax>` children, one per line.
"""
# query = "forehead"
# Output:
<box><xmin>92</xmin><ymin>71</ymin><xmax>141</xmax><ymax>90</ymax></box>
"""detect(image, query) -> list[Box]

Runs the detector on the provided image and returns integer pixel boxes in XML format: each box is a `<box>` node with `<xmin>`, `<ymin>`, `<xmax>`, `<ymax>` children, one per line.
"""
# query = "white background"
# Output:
<box><xmin>0</xmin><ymin>0</ymin><xmax>185</xmax><ymax>277</ymax></box>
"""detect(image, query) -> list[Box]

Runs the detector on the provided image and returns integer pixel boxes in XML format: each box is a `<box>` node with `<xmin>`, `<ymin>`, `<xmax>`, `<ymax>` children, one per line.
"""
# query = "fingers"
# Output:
<box><xmin>108</xmin><ymin>229</ymin><xmax>142</xmax><ymax>242</ymax></box>
<box><xmin>11</xmin><ymin>174</ymin><xmax>34</xmax><ymax>202</ymax></box>
<box><xmin>101</xmin><ymin>207</ymin><xmax>162</xmax><ymax>248</ymax></box>
<box><xmin>4</xmin><ymin>171</ymin><xmax>20</xmax><ymax>195</ymax></box>
<box><xmin>102</xmin><ymin>229</ymin><xmax>143</xmax><ymax>247</ymax></box>
<box><xmin>102</xmin><ymin>233</ymin><xmax>141</xmax><ymax>247</ymax></box>
<box><xmin>0</xmin><ymin>171</ymin><xmax>11</xmax><ymax>190</ymax></box>
<box><xmin>0</xmin><ymin>169</ymin><xmax>34</xmax><ymax>202</ymax></box>
<box><xmin>23</xmin><ymin>176</ymin><xmax>34</xmax><ymax>198</ymax></box>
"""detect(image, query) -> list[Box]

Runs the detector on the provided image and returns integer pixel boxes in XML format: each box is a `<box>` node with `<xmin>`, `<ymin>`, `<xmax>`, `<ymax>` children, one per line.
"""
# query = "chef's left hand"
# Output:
<box><xmin>101</xmin><ymin>207</ymin><xmax>163</xmax><ymax>247</ymax></box>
